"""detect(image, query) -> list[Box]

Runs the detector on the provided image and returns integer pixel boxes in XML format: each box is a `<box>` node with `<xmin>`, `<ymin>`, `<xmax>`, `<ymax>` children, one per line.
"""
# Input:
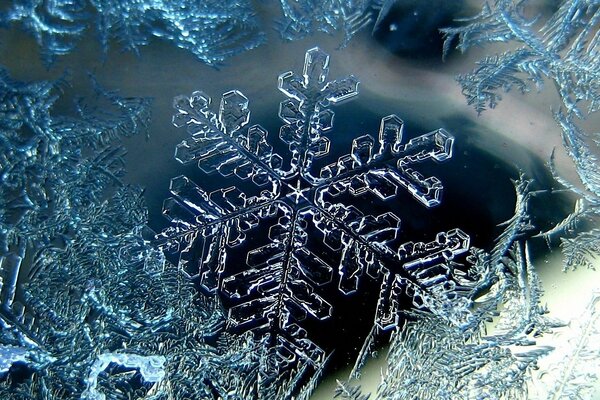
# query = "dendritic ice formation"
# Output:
<box><xmin>158</xmin><ymin>47</ymin><xmax>481</xmax><ymax>397</ymax></box>
<box><xmin>0</xmin><ymin>0</ymin><xmax>264</xmax><ymax>66</ymax></box>
<box><xmin>334</xmin><ymin>179</ymin><xmax>581</xmax><ymax>400</ymax></box>
<box><xmin>81</xmin><ymin>353</ymin><xmax>166</xmax><ymax>400</ymax></box>
<box><xmin>276</xmin><ymin>0</ymin><xmax>392</xmax><ymax>45</ymax></box>
<box><xmin>0</xmin><ymin>70</ymin><xmax>178</xmax><ymax>398</ymax></box>
<box><xmin>442</xmin><ymin>0</ymin><xmax>600</xmax><ymax>271</ymax></box>
<box><xmin>0</xmin><ymin>68</ymin><xmax>268</xmax><ymax>399</ymax></box>
<box><xmin>1</xmin><ymin>0</ymin><xmax>398</xmax><ymax>66</ymax></box>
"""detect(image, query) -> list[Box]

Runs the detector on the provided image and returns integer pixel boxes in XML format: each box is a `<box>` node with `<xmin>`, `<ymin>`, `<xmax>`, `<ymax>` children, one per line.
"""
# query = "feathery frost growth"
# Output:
<box><xmin>337</xmin><ymin>178</ymin><xmax>565</xmax><ymax>399</ymax></box>
<box><xmin>0</xmin><ymin>70</ymin><xmax>151</xmax><ymax>259</ymax></box>
<box><xmin>0</xmin><ymin>70</ymin><xmax>166</xmax><ymax>397</ymax></box>
<box><xmin>276</xmin><ymin>0</ymin><xmax>392</xmax><ymax>45</ymax></box>
<box><xmin>442</xmin><ymin>0</ymin><xmax>600</xmax><ymax>271</ymax></box>
<box><xmin>0</xmin><ymin>0</ymin><xmax>399</xmax><ymax>65</ymax></box>
<box><xmin>0</xmin><ymin>0</ymin><xmax>264</xmax><ymax>66</ymax></box>
<box><xmin>532</xmin><ymin>290</ymin><xmax>600</xmax><ymax>399</ymax></box>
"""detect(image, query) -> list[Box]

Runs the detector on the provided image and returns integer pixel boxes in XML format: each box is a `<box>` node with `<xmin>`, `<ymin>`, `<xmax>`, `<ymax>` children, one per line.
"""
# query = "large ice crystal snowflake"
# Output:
<box><xmin>159</xmin><ymin>47</ymin><xmax>475</xmax><ymax>392</ymax></box>
<box><xmin>0</xmin><ymin>0</ymin><xmax>264</xmax><ymax>66</ymax></box>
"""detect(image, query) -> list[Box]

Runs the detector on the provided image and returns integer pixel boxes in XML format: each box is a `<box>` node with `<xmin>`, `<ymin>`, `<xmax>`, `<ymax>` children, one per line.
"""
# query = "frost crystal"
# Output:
<box><xmin>442</xmin><ymin>0</ymin><xmax>600</xmax><ymax>271</ymax></box>
<box><xmin>534</xmin><ymin>290</ymin><xmax>600</xmax><ymax>399</ymax></box>
<box><xmin>0</xmin><ymin>69</ymin><xmax>256</xmax><ymax>398</ymax></box>
<box><xmin>276</xmin><ymin>0</ymin><xmax>391</xmax><ymax>45</ymax></box>
<box><xmin>82</xmin><ymin>353</ymin><xmax>166</xmax><ymax>400</ymax></box>
<box><xmin>337</xmin><ymin>179</ymin><xmax>562</xmax><ymax>399</ymax></box>
<box><xmin>0</xmin><ymin>69</ymin><xmax>177</xmax><ymax>398</ymax></box>
<box><xmin>0</xmin><ymin>70</ymin><xmax>151</xmax><ymax>257</ymax></box>
<box><xmin>441</xmin><ymin>0</ymin><xmax>600</xmax><ymax>117</ymax></box>
<box><xmin>0</xmin><ymin>0</ymin><xmax>264</xmax><ymax>66</ymax></box>
<box><xmin>159</xmin><ymin>47</ymin><xmax>474</xmax><ymax>395</ymax></box>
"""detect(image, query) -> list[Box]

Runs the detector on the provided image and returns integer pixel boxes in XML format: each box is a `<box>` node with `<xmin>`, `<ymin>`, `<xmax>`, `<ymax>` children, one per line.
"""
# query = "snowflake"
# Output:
<box><xmin>159</xmin><ymin>47</ymin><xmax>475</xmax><ymax>391</ymax></box>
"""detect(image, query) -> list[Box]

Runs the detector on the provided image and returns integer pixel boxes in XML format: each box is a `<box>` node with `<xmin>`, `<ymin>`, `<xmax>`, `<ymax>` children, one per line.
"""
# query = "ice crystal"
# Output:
<box><xmin>441</xmin><ymin>0</ymin><xmax>600</xmax><ymax>117</ymax></box>
<box><xmin>276</xmin><ymin>0</ymin><xmax>391</xmax><ymax>45</ymax></box>
<box><xmin>158</xmin><ymin>47</ymin><xmax>476</xmax><ymax>396</ymax></box>
<box><xmin>0</xmin><ymin>69</ymin><xmax>185</xmax><ymax>398</ymax></box>
<box><xmin>442</xmin><ymin>0</ymin><xmax>600</xmax><ymax>271</ymax></box>
<box><xmin>81</xmin><ymin>353</ymin><xmax>166</xmax><ymax>400</ymax></box>
<box><xmin>0</xmin><ymin>70</ymin><xmax>150</xmax><ymax>256</ymax></box>
<box><xmin>0</xmin><ymin>0</ymin><xmax>264</xmax><ymax>66</ymax></box>
<box><xmin>338</xmin><ymin>179</ymin><xmax>561</xmax><ymax>399</ymax></box>
<box><xmin>534</xmin><ymin>290</ymin><xmax>600</xmax><ymax>399</ymax></box>
<box><xmin>334</xmin><ymin>379</ymin><xmax>371</xmax><ymax>400</ymax></box>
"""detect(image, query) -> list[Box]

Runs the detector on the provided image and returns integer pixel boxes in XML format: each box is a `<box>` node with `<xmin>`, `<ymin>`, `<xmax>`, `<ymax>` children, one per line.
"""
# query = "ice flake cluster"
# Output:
<box><xmin>0</xmin><ymin>70</ymin><xmax>175</xmax><ymax>397</ymax></box>
<box><xmin>442</xmin><ymin>0</ymin><xmax>600</xmax><ymax>271</ymax></box>
<box><xmin>0</xmin><ymin>0</ymin><xmax>264</xmax><ymax>66</ymax></box>
<box><xmin>1</xmin><ymin>0</ymin><xmax>597</xmax><ymax>392</ymax></box>
<box><xmin>0</xmin><ymin>68</ymin><xmax>266</xmax><ymax>398</ymax></box>
<box><xmin>82</xmin><ymin>353</ymin><xmax>166</xmax><ymax>400</ymax></box>
<box><xmin>276</xmin><ymin>0</ymin><xmax>390</xmax><ymax>45</ymax></box>
<box><xmin>1</xmin><ymin>0</ymin><xmax>395</xmax><ymax>66</ymax></box>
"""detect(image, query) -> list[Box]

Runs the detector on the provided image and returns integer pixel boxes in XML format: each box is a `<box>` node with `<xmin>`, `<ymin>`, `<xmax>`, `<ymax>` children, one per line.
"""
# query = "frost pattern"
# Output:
<box><xmin>441</xmin><ymin>0</ymin><xmax>600</xmax><ymax>271</ymax></box>
<box><xmin>336</xmin><ymin>179</ymin><xmax>562</xmax><ymax>399</ymax></box>
<box><xmin>276</xmin><ymin>0</ymin><xmax>391</xmax><ymax>45</ymax></box>
<box><xmin>0</xmin><ymin>68</ymin><xmax>277</xmax><ymax>399</ymax></box>
<box><xmin>0</xmin><ymin>0</ymin><xmax>264</xmax><ymax>66</ymax></box>
<box><xmin>158</xmin><ymin>47</ymin><xmax>473</xmax><ymax>396</ymax></box>
<box><xmin>0</xmin><ymin>0</ymin><xmax>393</xmax><ymax>64</ymax></box>
<box><xmin>81</xmin><ymin>353</ymin><xmax>166</xmax><ymax>400</ymax></box>
<box><xmin>0</xmin><ymin>70</ymin><xmax>165</xmax><ymax>398</ymax></box>
<box><xmin>534</xmin><ymin>290</ymin><xmax>600</xmax><ymax>399</ymax></box>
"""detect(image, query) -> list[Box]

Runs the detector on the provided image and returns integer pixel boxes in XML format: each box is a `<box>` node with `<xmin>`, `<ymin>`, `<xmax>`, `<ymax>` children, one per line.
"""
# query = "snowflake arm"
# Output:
<box><xmin>278</xmin><ymin>47</ymin><xmax>359</xmax><ymax>176</ymax></box>
<box><xmin>315</xmin><ymin>114</ymin><xmax>454</xmax><ymax>207</ymax></box>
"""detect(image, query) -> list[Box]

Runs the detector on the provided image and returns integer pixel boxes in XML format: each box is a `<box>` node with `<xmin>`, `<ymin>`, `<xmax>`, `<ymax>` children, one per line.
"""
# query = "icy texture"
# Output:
<box><xmin>442</xmin><ymin>0</ymin><xmax>600</xmax><ymax>271</ymax></box>
<box><xmin>277</xmin><ymin>0</ymin><xmax>391</xmax><ymax>45</ymax></box>
<box><xmin>1</xmin><ymin>0</ymin><xmax>393</xmax><ymax>65</ymax></box>
<box><xmin>336</xmin><ymin>179</ymin><xmax>562</xmax><ymax>400</ymax></box>
<box><xmin>0</xmin><ymin>70</ymin><xmax>151</xmax><ymax>257</ymax></box>
<box><xmin>0</xmin><ymin>345</ymin><xmax>29</xmax><ymax>376</ymax></box>
<box><xmin>441</xmin><ymin>0</ymin><xmax>600</xmax><ymax>117</ymax></box>
<box><xmin>0</xmin><ymin>70</ymin><xmax>176</xmax><ymax>398</ymax></box>
<box><xmin>0</xmin><ymin>0</ymin><xmax>264</xmax><ymax>66</ymax></box>
<box><xmin>82</xmin><ymin>353</ymin><xmax>165</xmax><ymax>400</ymax></box>
<box><xmin>334</xmin><ymin>380</ymin><xmax>371</xmax><ymax>400</ymax></box>
<box><xmin>158</xmin><ymin>47</ymin><xmax>473</xmax><ymax>396</ymax></box>
<box><xmin>534</xmin><ymin>290</ymin><xmax>600</xmax><ymax>399</ymax></box>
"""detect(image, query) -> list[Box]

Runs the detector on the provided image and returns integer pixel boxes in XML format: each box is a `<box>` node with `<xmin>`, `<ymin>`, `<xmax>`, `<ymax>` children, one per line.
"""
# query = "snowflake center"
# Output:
<box><xmin>282</xmin><ymin>177</ymin><xmax>313</xmax><ymax>205</ymax></box>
